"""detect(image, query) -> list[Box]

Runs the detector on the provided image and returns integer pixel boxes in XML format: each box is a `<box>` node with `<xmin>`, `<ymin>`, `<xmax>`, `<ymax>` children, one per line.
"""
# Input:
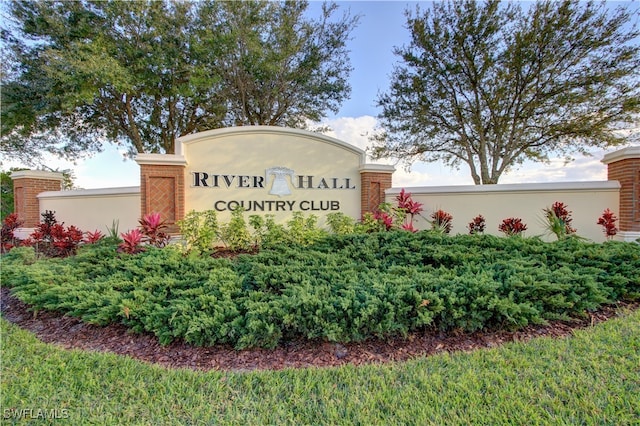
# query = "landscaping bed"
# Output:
<box><xmin>2</xmin><ymin>287</ymin><xmax>637</xmax><ymax>371</ymax></box>
<box><xmin>2</xmin><ymin>232</ymin><xmax>639</xmax><ymax>354</ymax></box>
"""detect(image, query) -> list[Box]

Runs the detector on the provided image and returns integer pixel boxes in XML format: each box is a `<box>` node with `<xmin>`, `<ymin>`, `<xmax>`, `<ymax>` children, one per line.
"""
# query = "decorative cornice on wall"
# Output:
<box><xmin>601</xmin><ymin>146</ymin><xmax>640</xmax><ymax>164</ymax></box>
<box><xmin>38</xmin><ymin>186</ymin><xmax>141</xmax><ymax>199</ymax></box>
<box><xmin>10</xmin><ymin>170</ymin><xmax>65</xmax><ymax>181</ymax></box>
<box><xmin>135</xmin><ymin>154</ymin><xmax>187</xmax><ymax>166</ymax></box>
<box><xmin>359</xmin><ymin>164</ymin><xmax>396</xmax><ymax>173</ymax></box>
<box><xmin>386</xmin><ymin>181</ymin><xmax>621</xmax><ymax>195</ymax></box>
<box><xmin>177</xmin><ymin>126</ymin><xmax>368</xmax><ymax>164</ymax></box>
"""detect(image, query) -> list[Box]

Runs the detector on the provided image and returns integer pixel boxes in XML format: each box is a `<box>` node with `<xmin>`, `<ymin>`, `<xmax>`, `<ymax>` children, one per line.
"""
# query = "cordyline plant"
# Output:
<box><xmin>499</xmin><ymin>217</ymin><xmax>527</xmax><ymax>237</ymax></box>
<box><xmin>363</xmin><ymin>189</ymin><xmax>425</xmax><ymax>232</ymax></box>
<box><xmin>138</xmin><ymin>212</ymin><xmax>171</xmax><ymax>248</ymax></box>
<box><xmin>430</xmin><ymin>209</ymin><xmax>453</xmax><ymax>234</ymax></box>
<box><xmin>395</xmin><ymin>188</ymin><xmax>424</xmax><ymax>232</ymax></box>
<box><xmin>118</xmin><ymin>229</ymin><xmax>144</xmax><ymax>254</ymax></box>
<box><xmin>467</xmin><ymin>214</ymin><xmax>486</xmax><ymax>235</ymax></box>
<box><xmin>597</xmin><ymin>208</ymin><xmax>618</xmax><ymax>239</ymax></box>
<box><xmin>118</xmin><ymin>212</ymin><xmax>171</xmax><ymax>254</ymax></box>
<box><xmin>84</xmin><ymin>230</ymin><xmax>104</xmax><ymax>244</ymax></box>
<box><xmin>23</xmin><ymin>210</ymin><xmax>85</xmax><ymax>257</ymax></box>
<box><xmin>1</xmin><ymin>213</ymin><xmax>23</xmax><ymax>253</ymax></box>
<box><xmin>543</xmin><ymin>202</ymin><xmax>576</xmax><ymax>240</ymax></box>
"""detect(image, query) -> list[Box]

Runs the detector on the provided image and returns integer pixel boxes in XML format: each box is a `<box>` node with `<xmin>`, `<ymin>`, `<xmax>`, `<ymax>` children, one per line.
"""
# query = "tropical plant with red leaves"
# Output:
<box><xmin>430</xmin><ymin>209</ymin><xmax>453</xmax><ymax>234</ymax></box>
<box><xmin>51</xmin><ymin>224</ymin><xmax>84</xmax><ymax>256</ymax></box>
<box><xmin>467</xmin><ymin>214</ymin><xmax>486</xmax><ymax>235</ymax></box>
<box><xmin>1</xmin><ymin>213</ymin><xmax>23</xmax><ymax>253</ymax></box>
<box><xmin>395</xmin><ymin>189</ymin><xmax>424</xmax><ymax>231</ymax></box>
<box><xmin>499</xmin><ymin>217</ymin><xmax>527</xmax><ymax>237</ymax></box>
<box><xmin>139</xmin><ymin>212</ymin><xmax>170</xmax><ymax>247</ymax></box>
<box><xmin>23</xmin><ymin>211</ymin><xmax>85</xmax><ymax>257</ymax></box>
<box><xmin>396</xmin><ymin>189</ymin><xmax>424</xmax><ymax>216</ymax></box>
<box><xmin>84</xmin><ymin>230</ymin><xmax>104</xmax><ymax>244</ymax></box>
<box><xmin>597</xmin><ymin>208</ymin><xmax>618</xmax><ymax>239</ymax></box>
<box><xmin>373</xmin><ymin>210</ymin><xmax>394</xmax><ymax>231</ymax></box>
<box><xmin>543</xmin><ymin>201</ymin><xmax>576</xmax><ymax>240</ymax></box>
<box><xmin>118</xmin><ymin>229</ymin><xmax>145</xmax><ymax>254</ymax></box>
<box><xmin>402</xmin><ymin>222</ymin><xmax>417</xmax><ymax>232</ymax></box>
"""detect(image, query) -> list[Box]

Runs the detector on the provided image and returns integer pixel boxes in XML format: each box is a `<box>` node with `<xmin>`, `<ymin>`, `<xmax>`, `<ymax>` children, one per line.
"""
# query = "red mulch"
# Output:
<box><xmin>1</xmin><ymin>287</ymin><xmax>637</xmax><ymax>373</ymax></box>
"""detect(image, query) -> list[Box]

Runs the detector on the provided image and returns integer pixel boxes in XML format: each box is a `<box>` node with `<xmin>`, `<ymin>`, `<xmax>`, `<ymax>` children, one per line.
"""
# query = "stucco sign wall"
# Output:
<box><xmin>178</xmin><ymin>126</ymin><xmax>368</xmax><ymax>222</ymax></box>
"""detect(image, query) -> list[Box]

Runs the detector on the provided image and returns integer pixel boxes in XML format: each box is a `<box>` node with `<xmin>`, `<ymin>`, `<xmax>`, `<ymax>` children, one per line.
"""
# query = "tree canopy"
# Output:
<box><xmin>372</xmin><ymin>0</ymin><xmax>640</xmax><ymax>184</ymax></box>
<box><xmin>1</xmin><ymin>0</ymin><xmax>357</xmax><ymax>164</ymax></box>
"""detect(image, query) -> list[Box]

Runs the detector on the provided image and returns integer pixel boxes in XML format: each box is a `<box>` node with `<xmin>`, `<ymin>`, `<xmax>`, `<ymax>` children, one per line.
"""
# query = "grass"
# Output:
<box><xmin>2</xmin><ymin>308</ymin><xmax>639</xmax><ymax>425</ymax></box>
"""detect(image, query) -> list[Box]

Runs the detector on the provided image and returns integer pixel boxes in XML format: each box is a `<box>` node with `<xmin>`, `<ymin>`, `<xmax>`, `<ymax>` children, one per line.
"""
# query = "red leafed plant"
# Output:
<box><xmin>467</xmin><ymin>214</ymin><xmax>486</xmax><ymax>235</ymax></box>
<box><xmin>396</xmin><ymin>189</ymin><xmax>424</xmax><ymax>216</ymax></box>
<box><xmin>543</xmin><ymin>201</ymin><xmax>576</xmax><ymax>239</ymax></box>
<box><xmin>373</xmin><ymin>210</ymin><xmax>394</xmax><ymax>231</ymax></box>
<box><xmin>597</xmin><ymin>208</ymin><xmax>618</xmax><ymax>239</ymax></box>
<box><xmin>24</xmin><ymin>210</ymin><xmax>85</xmax><ymax>257</ymax></box>
<box><xmin>84</xmin><ymin>230</ymin><xmax>105</xmax><ymax>244</ymax></box>
<box><xmin>1</xmin><ymin>213</ymin><xmax>24</xmax><ymax>253</ymax></box>
<box><xmin>499</xmin><ymin>217</ymin><xmax>527</xmax><ymax>237</ymax></box>
<box><xmin>118</xmin><ymin>229</ymin><xmax>145</xmax><ymax>254</ymax></box>
<box><xmin>51</xmin><ymin>224</ymin><xmax>84</xmax><ymax>256</ymax></box>
<box><xmin>430</xmin><ymin>209</ymin><xmax>453</xmax><ymax>234</ymax></box>
<box><xmin>139</xmin><ymin>212</ymin><xmax>171</xmax><ymax>247</ymax></box>
<box><xmin>396</xmin><ymin>189</ymin><xmax>424</xmax><ymax>231</ymax></box>
<box><xmin>402</xmin><ymin>222</ymin><xmax>417</xmax><ymax>232</ymax></box>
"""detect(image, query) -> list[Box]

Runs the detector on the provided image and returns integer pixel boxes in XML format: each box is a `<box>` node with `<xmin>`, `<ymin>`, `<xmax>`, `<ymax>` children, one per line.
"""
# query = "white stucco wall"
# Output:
<box><xmin>37</xmin><ymin>187</ymin><xmax>141</xmax><ymax>234</ymax></box>
<box><xmin>386</xmin><ymin>181</ymin><xmax>621</xmax><ymax>242</ymax></box>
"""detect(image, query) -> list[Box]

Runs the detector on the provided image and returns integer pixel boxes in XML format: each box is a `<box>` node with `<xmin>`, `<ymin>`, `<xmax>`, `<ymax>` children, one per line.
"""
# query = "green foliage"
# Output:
<box><xmin>104</xmin><ymin>219</ymin><xmax>121</xmax><ymax>244</ymax></box>
<box><xmin>3</xmin><ymin>232</ymin><xmax>639</xmax><ymax>350</ymax></box>
<box><xmin>2</xmin><ymin>0</ymin><xmax>357</xmax><ymax>161</ymax></box>
<box><xmin>326</xmin><ymin>212</ymin><xmax>356</xmax><ymax>235</ymax></box>
<box><xmin>248</xmin><ymin>214</ymin><xmax>289</xmax><ymax>250</ymax></box>
<box><xmin>1</xmin><ymin>170</ymin><xmax>17</xmax><ymax>221</ymax></box>
<box><xmin>541</xmin><ymin>202</ymin><xmax>577</xmax><ymax>240</ymax></box>
<box><xmin>372</xmin><ymin>0</ymin><xmax>640</xmax><ymax>184</ymax></box>
<box><xmin>177</xmin><ymin>210</ymin><xmax>219</xmax><ymax>254</ymax></box>
<box><xmin>218</xmin><ymin>207</ymin><xmax>253</xmax><ymax>252</ymax></box>
<box><xmin>285</xmin><ymin>212</ymin><xmax>327</xmax><ymax>246</ymax></box>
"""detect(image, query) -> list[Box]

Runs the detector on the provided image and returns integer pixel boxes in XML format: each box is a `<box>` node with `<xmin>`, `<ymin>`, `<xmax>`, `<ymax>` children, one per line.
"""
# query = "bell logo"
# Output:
<box><xmin>266</xmin><ymin>166</ymin><xmax>295</xmax><ymax>197</ymax></box>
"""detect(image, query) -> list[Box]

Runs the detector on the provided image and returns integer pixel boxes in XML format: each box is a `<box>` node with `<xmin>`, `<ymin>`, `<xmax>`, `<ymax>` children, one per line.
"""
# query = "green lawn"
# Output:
<box><xmin>2</xmin><ymin>308</ymin><xmax>639</xmax><ymax>425</ymax></box>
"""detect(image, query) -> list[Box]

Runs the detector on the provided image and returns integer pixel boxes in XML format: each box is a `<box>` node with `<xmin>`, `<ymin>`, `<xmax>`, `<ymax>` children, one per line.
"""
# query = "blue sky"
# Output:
<box><xmin>4</xmin><ymin>1</ymin><xmax>637</xmax><ymax>188</ymax></box>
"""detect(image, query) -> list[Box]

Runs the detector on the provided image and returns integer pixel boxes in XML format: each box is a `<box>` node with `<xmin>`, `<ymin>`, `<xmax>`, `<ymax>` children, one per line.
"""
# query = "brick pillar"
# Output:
<box><xmin>11</xmin><ymin>170</ymin><xmax>64</xmax><ymax>228</ymax></box>
<box><xmin>135</xmin><ymin>154</ymin><xmax>187</xmax><ymax>234</ymax></box>
<box><xmin>602</xmin><ymin>146</ymin><xmax>640</xmax><ymax>241</ymax></box>
<box><xmin>359</xmin><ymin>164</ymin><xmax>395</xmax><ymax>217</ymax></box>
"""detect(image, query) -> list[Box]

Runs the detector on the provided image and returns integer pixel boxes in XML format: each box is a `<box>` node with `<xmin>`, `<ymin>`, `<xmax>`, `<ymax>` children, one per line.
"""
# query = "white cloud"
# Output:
<box><xmin>319</xmin><ymin>115</ymin><xmax>379</xmax><ymax>159</ymax></box>
<box><xmin>320</xmin><ymin>116</ymin><xmax>617</xmax><ymax>187</ymax></box>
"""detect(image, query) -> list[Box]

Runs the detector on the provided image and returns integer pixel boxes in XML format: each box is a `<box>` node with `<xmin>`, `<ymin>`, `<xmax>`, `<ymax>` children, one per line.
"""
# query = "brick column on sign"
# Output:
<box><xmin>602</xmin><ymin>146</ymin><xmax>640</xmax><ymax>238</ymax></box>
<box><xmin>11</xmin><ymin>170</ymin><xmax>64</xmax><ymax>227</ymax></box>
<box><xmin>359</xmin><ymin>164</ymin><xmax>395</xmax><ymax>217</ymax></box>
<box><xmin>135</xmin><ymin>154</ymin><xmax>187</xmax><ymax>234</ymax></box>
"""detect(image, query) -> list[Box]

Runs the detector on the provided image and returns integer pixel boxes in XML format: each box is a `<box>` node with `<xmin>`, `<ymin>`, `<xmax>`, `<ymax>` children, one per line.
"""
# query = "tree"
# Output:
<box><xmin>372</xmin><ymin>0</ymin><xmax>640</xmax><ymax>184</ymax></box>
<box><xmin>1</xmin><ymin>170</ymin><xmax>16</xmax><ymax>221</ymax></box>
<box><xmin>211</xmin><ymin>1</ymin><xmax>357</xmax><ymax>127</ymax></box>
<box><xmin>1</xmin><ymin>0</ymin><xmax>357</xmax><ymax>163</ymax></box>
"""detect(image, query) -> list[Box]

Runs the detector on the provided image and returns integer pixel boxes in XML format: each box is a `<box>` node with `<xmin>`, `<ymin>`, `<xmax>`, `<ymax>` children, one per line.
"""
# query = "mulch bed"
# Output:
<box><xmin>1</xmin><ymin>287</ymin><xmax>637</xmax><ymax>373</ymax></box>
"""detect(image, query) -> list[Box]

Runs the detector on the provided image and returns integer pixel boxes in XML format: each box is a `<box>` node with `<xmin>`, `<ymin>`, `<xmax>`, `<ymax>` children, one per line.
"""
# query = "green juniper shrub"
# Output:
<box><xmin>2</xmin><ymin>232</ymin><xmax>639</xmax><ymax>350</ymax></box>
